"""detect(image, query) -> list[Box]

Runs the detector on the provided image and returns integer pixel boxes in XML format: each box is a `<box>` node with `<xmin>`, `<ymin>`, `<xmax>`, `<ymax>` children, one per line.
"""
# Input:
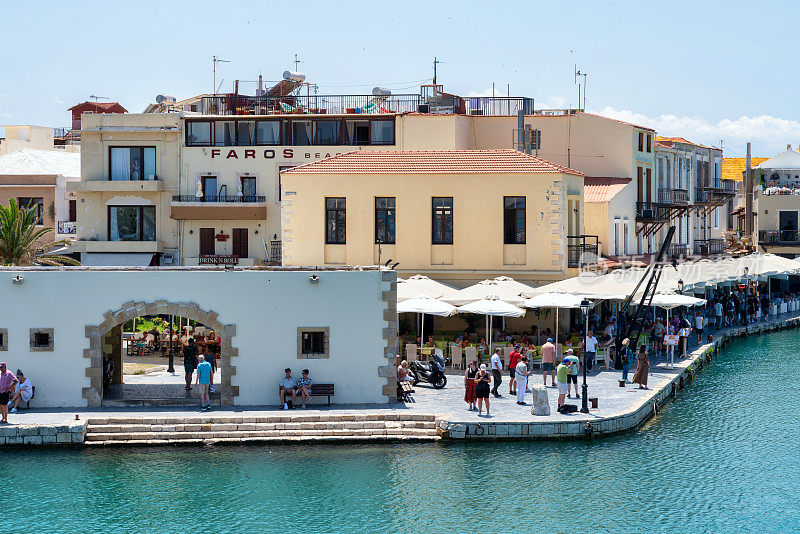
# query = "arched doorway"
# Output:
<box><xmin>83</xmin><ymin>300</ymin><xmax>238</xmax><ymax>407</ymax></box>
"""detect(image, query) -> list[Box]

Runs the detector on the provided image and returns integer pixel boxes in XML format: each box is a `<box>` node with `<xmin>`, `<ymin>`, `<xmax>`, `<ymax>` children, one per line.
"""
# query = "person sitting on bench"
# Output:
<box><xmin>8</xmin><ymin>369</ymin><xmax>32</xmax><ymax>413</ymax></box>
<box><xmin>280</xmin><ymin>368</ymin><xmax>297</xmax><ymax>410</ymax></box>
<box><xmin>296</xmin><ymin>369</ymin><xmax>312</xmax><ymax>409</ymax></box>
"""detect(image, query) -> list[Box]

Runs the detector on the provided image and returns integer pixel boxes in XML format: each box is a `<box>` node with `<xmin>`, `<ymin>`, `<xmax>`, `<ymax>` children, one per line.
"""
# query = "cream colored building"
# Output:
<box><xmin>752</xmin><ymin>147</ymin><xmax>800</xmax><ymax>256</ymax></box>
<box><xmin>0</xmin><ymin>125</ymin><xmax>80</xmax><ymax>155</ymax></box>
<box><xmin>280</xmin><ymin>150</ymin><xmax>583</xmax><ymax>286</ymax></box>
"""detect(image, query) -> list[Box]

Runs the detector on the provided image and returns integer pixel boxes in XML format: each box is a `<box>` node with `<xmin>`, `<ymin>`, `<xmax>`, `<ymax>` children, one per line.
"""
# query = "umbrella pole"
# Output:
<box><xmin>421</xmin><ymin>313</ymin><xmax>425</xmax><ymax>357</ymax></box>
<box><xmin>556</xmin><ymin>308</ymin><xmax>559</xmax><ymax>352</ymax></box>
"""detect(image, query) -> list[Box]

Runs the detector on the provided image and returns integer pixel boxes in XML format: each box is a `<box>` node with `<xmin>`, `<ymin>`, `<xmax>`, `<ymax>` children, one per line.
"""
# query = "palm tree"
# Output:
<box><xmin>0</xmin><ymin>198</ymin><xmax>81</xmax><ymax>266</ymax></box>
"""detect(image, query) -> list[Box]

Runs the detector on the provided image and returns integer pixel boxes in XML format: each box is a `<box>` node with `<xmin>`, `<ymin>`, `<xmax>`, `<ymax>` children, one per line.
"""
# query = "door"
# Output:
<box><xmin>68</xmin><ymin>199</ymin><xmax>76</xmax><ymax>222</ymax></box>
<box><xmin>232</xmin><ymin>228</ymin><xmax>248</xmax><ymax>258</ymax></box>
<box><xmin>240</xmin><ymin>177</ymin><xmax>256</xmax><ymax>201</ymax></box>
<box><xmin>200</xmin><ymin>228</ymin><xmax>215</xmax><ymax>256</ymax></box>
<box><xmin>637</xmin><ymin>167</ymin><xmax>643</xmax><ymax>203</ymax></box>
<box><xmin>201</xmin><ymin>176</ymin><xmax>218</xmax><ymax>202</ymax></box>
<box><xmin>646</xmin><ymin>168</ymin><xmax>652</xmax><ymax>203</ymax></box>
<box><xmin>779</xmin><ymin>211</ymin><xmax>798</xmax><ymax>242</ymax></box>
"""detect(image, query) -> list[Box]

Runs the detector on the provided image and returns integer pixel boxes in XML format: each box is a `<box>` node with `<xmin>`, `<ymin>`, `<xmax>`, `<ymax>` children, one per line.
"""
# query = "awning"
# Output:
<box><xmin>81</xmin><ymin>253</ymin><xmax>155</xmax><ymax>266</ymax></box>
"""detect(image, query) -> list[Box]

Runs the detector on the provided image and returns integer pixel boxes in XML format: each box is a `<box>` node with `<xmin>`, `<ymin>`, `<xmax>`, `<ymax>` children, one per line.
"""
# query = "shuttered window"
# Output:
<box><xmin>233</xmin><ymin>228</ymin><xmax>248</xmax><ymax>258</ymax></box>
<box><xmin>200</xmin><ymin>228</ymin><xmax>215</xmax><ymax>256</ymax></box>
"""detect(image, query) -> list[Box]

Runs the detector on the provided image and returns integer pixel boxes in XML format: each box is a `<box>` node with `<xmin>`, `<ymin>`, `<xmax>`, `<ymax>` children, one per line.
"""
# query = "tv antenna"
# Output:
<box><xmin>574</xmin><ymin>65</ymin><xmax>587</xmax><ymax>111</ymax></box>
<box><xmin>90</xmin><ymin>95</ymin><xmax>108</xmax><ymax>102</ymax></box>
<box><xmin>293</xmin><ymin>53</ymin><xmax>302</xmax><ymax>71</ymax></box>
<box><xmin>212</xmin><ymin>56</ymin><xmax>230</xmax><ymax>96</ymax></box>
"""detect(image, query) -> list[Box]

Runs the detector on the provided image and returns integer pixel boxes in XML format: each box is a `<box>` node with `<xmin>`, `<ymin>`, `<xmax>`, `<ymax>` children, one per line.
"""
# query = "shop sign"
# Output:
<box><xmin>199</xmin><ymin>255</ymin><xmax>239</xmax><ymax>265</ymax></box>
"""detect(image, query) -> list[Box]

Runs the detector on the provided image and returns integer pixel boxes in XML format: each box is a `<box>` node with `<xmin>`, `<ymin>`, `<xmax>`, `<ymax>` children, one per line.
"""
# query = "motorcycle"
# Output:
<box><xmin>409</xmin><ymin>351</ymin><xmax>447</xmax><ymax>389</ymax></box>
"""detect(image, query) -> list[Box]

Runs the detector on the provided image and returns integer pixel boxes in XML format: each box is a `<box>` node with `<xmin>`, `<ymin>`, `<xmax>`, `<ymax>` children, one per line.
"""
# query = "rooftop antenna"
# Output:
<box><xmin>293</xmin><ymin>53</ymin><xmax>302</xmax><ymax>71</ymax></box>
<box><xmin>212</xmin><ymin>56</ymin><xmax>230</xmax><ymax>97</ymax></box>
<box><xmin>574</xmin><ymin>65</ymin><xmax>587</xmax><ymax>111</ymax></box>
<box><xmin>89</xmin><ymin>95</ymin><xmax>108</xmax><ymax>102</ymax></box>
<box><xmin>433</xmin><ymin>57</ymin><xmax>443</xmax><ymax>85</ymax></box>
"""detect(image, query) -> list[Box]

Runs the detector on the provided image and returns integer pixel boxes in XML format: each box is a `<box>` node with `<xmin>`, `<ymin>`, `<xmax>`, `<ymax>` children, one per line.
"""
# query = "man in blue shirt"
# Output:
<box><xmin>195</xmin><ymin>354</ymin><xmax>214</xmax><ymax>411</ymax></box>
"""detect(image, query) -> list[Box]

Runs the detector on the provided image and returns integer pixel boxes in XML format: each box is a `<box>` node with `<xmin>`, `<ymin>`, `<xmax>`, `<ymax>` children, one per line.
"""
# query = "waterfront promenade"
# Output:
<box><xmin>3</xmin><ymin>310</ymin><xmax>799</xmax><ymax>446</ymax></box>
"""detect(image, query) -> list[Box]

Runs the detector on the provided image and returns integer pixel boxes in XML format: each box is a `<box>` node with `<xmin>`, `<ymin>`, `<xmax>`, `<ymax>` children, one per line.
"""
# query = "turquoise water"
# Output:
<box><xmin>2</xmin><ymin>330</ymin><xmax>799</xmax><ymax>533</ymax></box>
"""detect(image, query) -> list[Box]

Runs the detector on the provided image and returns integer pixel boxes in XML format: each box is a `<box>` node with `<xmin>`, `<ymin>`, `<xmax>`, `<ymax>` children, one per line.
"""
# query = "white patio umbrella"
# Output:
<box><xmin>397</xmin><ymin>275</ymin><xmax>458</xmax><ymax>302</ymax></box>
<box><xmin>443</xmin><ymin>279</ymin><xmax>528</xmax><ymax>307</ymax></box>
<box><xmin>648</xmin><ymin>294</ymin><xmax>706</xmax><ymax>309</ymax></box>
<box><xmin>523</xmin><ymin>291</ymin><xmax>597</xmax><ymax>347</ymax></box>
<box><xmin>456</xmin><ymin>294</ymin><xmax>525</xmax><ymax>352</ymax></box>
<box><xmin>397</xmin><ymin>295</ymin><xmax>457</xmax><ymax>350</ymax></box>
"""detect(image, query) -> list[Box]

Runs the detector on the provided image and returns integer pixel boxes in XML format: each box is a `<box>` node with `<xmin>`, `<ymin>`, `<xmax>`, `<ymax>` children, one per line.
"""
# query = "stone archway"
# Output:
<box><xmin>82</xmin><ymin>300</ymin><xmax>238</xmax><ymax>407</ymax></box>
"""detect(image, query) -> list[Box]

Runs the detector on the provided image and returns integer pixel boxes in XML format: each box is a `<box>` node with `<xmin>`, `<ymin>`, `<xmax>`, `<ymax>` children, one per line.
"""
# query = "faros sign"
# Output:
<box><xmin>210</xmin><ymin>148</ymin><xmax>347</xmax><ymax>160</ymax></box>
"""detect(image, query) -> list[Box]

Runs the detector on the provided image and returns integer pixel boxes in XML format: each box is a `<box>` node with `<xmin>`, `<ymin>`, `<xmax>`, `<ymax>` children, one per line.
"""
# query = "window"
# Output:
<box><xmin>503</xmin><ymin>196</ymin><xmax>526</xmax><ymax>244</ymax></box>
<box><xmin>29</xmin><ymin>328</ymin><xmax>53</xmax><ymax>352</ymax></box>
<box><xmin>0</xmin><ymin>328</ymin><xmax>7</xmax><ymax>352</ymax></box>
<box><xmin>623</xmin><ymin>221</ymin><xmax>629</xmax><ymax>255</ymax></box>
<box><xmin>18</xmin><ymin>197</ymin><xmax>44</xmax><ymax>224</ymax></box>
<box><xmin>292</xmin><ymin>121</ymin><xmax>313</xmax><ymax>146</ymax></box>
<box><xmin>714</xmin><ymin>207</ymin><xmax>719</xmax><ymax>229</ymax></box>
<box><xmin>214</xmin><ymin>121</ymin><xmax>235</xmax><ymax>146</ymax></box>
<box><xmin>297</xmin><ymin>327</ymin><xmax>330</xmax><ymax>359</ymax></box>
<box><xmin>108</xmin><ymin>206</ymin><xmax>156</xmax><ymax>241</ymax></box>
<box><xmin>110</xmin><ymin>147</ymin><xmax>156</xmax><ymax>181</ymax></box>
<box><xmin>202</xmin><ymin>176</ymin><xmax>218</xmax><ymax>202</ymax></box>
<box><xmin>638</xmin><ymin>132</ymin><xmax>644</xmax><ymax>152</ymax></box>
<box><xmin>646</xmin><ymin>134</ymin><xmax>652</xmax><ymax>153</ymax></box>
<box><xmin>531</xmin><ymin>129</ymin><xmax>541</xmax><ymax>150</ymax></box>
<box><xmin>325</xmin><ymin>197</ymin><xmax>346</xmax><ymax>244</ymax></box>
<box><xmin>68</xmin><ymin>199</ymin><xmax>76</xmax><ymax>222</ymax></box>
<box><xmin>314</xmin><ymin>120</ymin><xmax>341</xmax><ymax>145</ymax></box>
<box><xmin>256</xmin><ymin>121</ymin><xmax>281</xmax><ymax>145</ymax></box>
<box><xmin>370</xmin><ymin>120</ymin><xmax>394</xmax><ymax>144</ymax></box>
<box><xmin>237</xmin><ymin>121</ymin><xmax>255</xmax><ymax>146</ymax></box>
<box><xmin>614</xmin><ymin>220</ymin><xmax>621</xmax><ymax>256</ymax></box>
<box><xmin>233</xmin><ymin>228</ymin><xmax>248</xmax><ymax>258</ymax></box>
<box><xmin>375</xmin><ymin>197</ymin><xmax>396</xmax><ymax>244</ymax></box>
<box><xmin>240</xmin><ymin>177</ymin><xmax>257</xmax><ymax>200</ymax></box>
<box><xmin>186</xmin><ymin>121</ymin><xmax>212</xmax><ymax>145</ymax></box>
<box><xmin>432</xmin><ymin>197</ymin><xmax>453</xmax><ymax>244</ymax></box>
<box><xmin>199</xmin><ymin>228</ymin><xmax>215</xmax><ymax>256</ymax></box>
<box><xmin>345</xmin><ymin>120</ymin><xmax>370</xmax><ymax>145</ymax></box>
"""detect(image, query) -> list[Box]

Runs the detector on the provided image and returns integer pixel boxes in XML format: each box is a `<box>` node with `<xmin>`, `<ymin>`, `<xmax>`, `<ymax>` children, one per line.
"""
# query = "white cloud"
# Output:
<box><xmin>54</xmin><ymin>96</ymin><xmax>64</xmax><ymax>106</ymax></box>
<box><xmin>598</xmin><ymin>106</ymin><xmax>800</xmax><ymax>157</ymax></box>
<box><xmin>467</xmin><ymin>87</ymin><xmax>500</xmax><ymax>97</ymax></box>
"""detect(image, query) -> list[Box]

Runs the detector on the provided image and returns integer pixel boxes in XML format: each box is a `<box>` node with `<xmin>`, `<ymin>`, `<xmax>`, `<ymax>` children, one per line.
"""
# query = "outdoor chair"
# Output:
<box><xmin>405</xmin><ymin>344</ymin><xmax>418</xmax><ymax>363</ymax></box>
<box><xmin>464</xmin><ymin>346</ymin><xmax>478</xmax><ymax>368</ymax></box>
<box><xmin>450</xmin><ymin>346</ymin><xmax>464</xmax><ymax>369</ymax></box>
<box><xmin>596</xmin><ymin>346</ymin><xmax>613</xmax><ymax>370</ymax></box>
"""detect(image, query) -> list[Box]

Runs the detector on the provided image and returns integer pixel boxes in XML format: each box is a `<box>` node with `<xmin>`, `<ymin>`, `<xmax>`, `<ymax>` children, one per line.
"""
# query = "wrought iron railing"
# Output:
<box><xmin>669</xmin><ymin>243</ymin><xmax>689</xmax><ymax>257</ymax></box>
<box><xmin>656</xmin><ymin>188</ymin><xmax>689</xmax><ymax>204</ymax></box>
<box><xmin>636</xmin><ymin>202</ymin><xmax>670</xmax><ymax>221</ymax></box>
<box><xmin>567</xmin><ymin>235</ymin><xmax>599</xmax><ymax>267</ymax></box>
<box><xmin>759</xmin><ymin>230</ymin><xmax>800</xmax><ymax>245</ymax></box>
<box><xmin>172</xmin><ymin>195</ymin><xmax>266</xmax><ymax>203</ymax></box>
<box><xmin>269</xmin><ymin>240</ymin><xmax>282</xmax><ymax>265</ymax></box>
<box><xmin>693</xmin><ymin>238</ymin><xmax>725</xmax><ymax>255</ymax></box>
<box><xmin>465</xmin><ymin>97</ymin><xmax>535</xmax><ymax>116</ymax></box>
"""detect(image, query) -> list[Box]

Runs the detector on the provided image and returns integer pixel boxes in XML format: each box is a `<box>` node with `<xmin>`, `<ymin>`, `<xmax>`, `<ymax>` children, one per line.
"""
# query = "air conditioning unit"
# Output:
<box><xmin>417</xmin><ymin>104</ymin><xmax>430</xmax><ymax>113</ymax></box>
<box><xmin>641</xmin><ymin>208</ymin><xmax>654</xmax><ymax>219</ymax></box>
<box><xmin>161</xmin><ymin>250</ymin><xmax>179</xmax><ymax>265</ymax></box>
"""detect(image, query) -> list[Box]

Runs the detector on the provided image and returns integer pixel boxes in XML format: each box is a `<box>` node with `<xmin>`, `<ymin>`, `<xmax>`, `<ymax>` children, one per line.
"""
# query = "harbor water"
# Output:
<box><xmin>2</xmin><ymin>329</ymin><xmax>798</xmax><ymax>533</ymax></box>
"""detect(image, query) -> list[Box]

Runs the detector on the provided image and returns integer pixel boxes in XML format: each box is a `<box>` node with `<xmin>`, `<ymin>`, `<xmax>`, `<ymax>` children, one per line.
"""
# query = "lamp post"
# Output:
<box><xmin>167</xmin><ymin>314</ymin><xmax>175</xmax><ymax>374</ymax></box>
<box><xmin>580</xmin><ymin>298</ymin><xmax>591</xmax><ymax>414</ymax></box>
<box><xmin>677</xmin><ymin>279</ymin><xmax>684</xmax><ymax>294</ymax></box>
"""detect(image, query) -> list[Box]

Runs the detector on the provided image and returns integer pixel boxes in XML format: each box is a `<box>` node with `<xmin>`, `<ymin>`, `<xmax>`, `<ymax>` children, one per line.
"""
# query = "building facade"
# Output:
<box><xmin>752</xmin><ymin>147</ymin><xmax>800</xmax><ymax>256</ymax></box>
<box><xmin>280</xmin><ymin>150</ymin><xmax>584</xmax><ymax>286</ymax></box>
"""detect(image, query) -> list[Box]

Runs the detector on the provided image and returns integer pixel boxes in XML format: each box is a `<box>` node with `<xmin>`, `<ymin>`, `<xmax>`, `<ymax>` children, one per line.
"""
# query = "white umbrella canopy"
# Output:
<box><xmin>455</xmin><ymin>294</ymin><xmax>526</xmax><ymax>317</ymax></box>
<box><xmin>522</xmin><ymin>292</ymin><xmax>590</xmax><ymax>309</ymax></box>
<box><xmin>397</xmin><ymin>295</ymin><xmax>458</xmax><ymax>316</ymax></box>
<box><xmin>648</xmin><ymin>293</ymin><xmax>707</xmax><ymax>309</ymax></box>
<box><xmin>397</xmin><ymin>275</ymin><xmax>458</xmax><ymax>302</ymax></box>
<box><xmin>444</xmin><ymin>279</ymin><xmax>527</xmax><ymax>306</ymax></box>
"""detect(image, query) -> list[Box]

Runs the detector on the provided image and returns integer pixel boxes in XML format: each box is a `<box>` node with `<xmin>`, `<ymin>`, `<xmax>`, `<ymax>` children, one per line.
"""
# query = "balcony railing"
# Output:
<box><xmin>172</xmin><ymin>195</ymin><xmax>266</xmax><ymax>203</ymax></box>
<box><xmin>693</xmin><ymin>238</ymin><xmax>725</xmax><ymax>255</ymax></box>
<box><xmin>669</xmin><ymin>243</ymin><xmax>689</xmax><ymax>257</ymax></box>
<box><xmin>567</xmin><ymin>234</ymin><xmax>599</xmax><ymax>267</ymax></box>
<box><xmin>465</xmin><ymin>97</ymin><xmax>535</xmax><ymax>116</ymax></box>
<box><xmin>759</xmin><ymin>230</ymin><xmax>800</xmax><ymax>245</ymax></box>
<box><xmin>636</xmin><ymin>202</ymin><xmax>670</xmax><ymax>222</ymax></box>
<box><xmin>269</xmin><ymin>240</ymin><xmax>282</xmax><ymax>265</ymax></box>
<box><xmin>57</xmin><ymin>221</ymin><xmax>76</xmax><ymax>234</ymax></box>
<box><xmin>656</xmin><ymin>188</ymin><xmax>689</xmax><ymax>205</ymax></box>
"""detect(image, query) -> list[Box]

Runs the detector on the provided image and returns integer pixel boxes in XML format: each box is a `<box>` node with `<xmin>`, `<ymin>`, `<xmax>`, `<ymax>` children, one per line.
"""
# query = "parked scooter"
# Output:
<box><xmin>409</xmin><ymin>352</ymin><xmax>447</xmax><ymax>389</ymax></box>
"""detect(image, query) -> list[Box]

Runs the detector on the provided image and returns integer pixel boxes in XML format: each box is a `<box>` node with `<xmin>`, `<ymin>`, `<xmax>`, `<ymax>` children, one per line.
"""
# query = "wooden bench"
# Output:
<box><xmin>278</xmin><ymin>383</ymin><xmax>334</xmax><ymax>406</ymax></box>
<box><xmin>397</xmin><ymin>381</ymin><xmax>414</xmax><ymax>402</ymax></box>
<box><xmin>27</xmin><ymin>386</ymin><xmax>34</xmax><ymax>408</ymax></box>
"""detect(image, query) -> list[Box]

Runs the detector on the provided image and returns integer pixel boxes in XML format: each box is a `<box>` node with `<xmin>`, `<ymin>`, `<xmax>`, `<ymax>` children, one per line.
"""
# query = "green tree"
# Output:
<box><xmin>0</xmin><ymin>198</ymin><xmax>81</xmax><ymax>266</ymax></box>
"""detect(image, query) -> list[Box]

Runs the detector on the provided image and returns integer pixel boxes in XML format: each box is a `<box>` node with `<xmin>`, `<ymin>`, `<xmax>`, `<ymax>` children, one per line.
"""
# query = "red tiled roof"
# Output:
<box><xmin>583</xmin><ymin>176</ymin><xmax>631</xmax><ymax>202</ymax></box>
<box><xmin>656</xmin><ymin>136</ymin><xmax>715</xmax><ymax>149</ymax></box>
<box><xmin>68</xmin><ymin>101</ymin><xmax>127</xmax><ymax>112</ymax></box>
<box><xmin>281</xmin><ymin>150</ymin><xmax>584</xmax><ymax>176</ymax></box>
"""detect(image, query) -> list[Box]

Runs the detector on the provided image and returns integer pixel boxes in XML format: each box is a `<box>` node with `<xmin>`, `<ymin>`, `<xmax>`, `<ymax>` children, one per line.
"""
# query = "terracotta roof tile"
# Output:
<box><xmin>722</xmin><ymin>157</ymin><xmax>768</xmax><ymax>182</ymax></box>
<box><xmin>583</xmin><ymin>176</ymin><xmax>631</xmax><ymax>202</ymax></box>
<box><xmin>656</xmin><ymin>136</ymin><xmax>716</xmax><ymax>150</ymax></box>
<box><xmin>281</xmin><ymin>150</ymin><xmax>584</xmax><ymax>176</ymax></box>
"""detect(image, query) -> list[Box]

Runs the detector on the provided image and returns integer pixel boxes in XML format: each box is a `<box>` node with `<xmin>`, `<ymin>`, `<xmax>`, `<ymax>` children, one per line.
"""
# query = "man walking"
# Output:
<box><xmin>583</xmin><ymin>330</ymin><xmax>598</xmax><ymax>372</ymax></box>
<box><xmin>0</xmin><ymin>363</ymin><xmax>18</xmax><ymax>424</ymax></box>
<box><xmin>182</xmin><ymin>338</ymin><xmax>199</xmax><ymax>390</ymax></box>
<box><xmin>515</xmin><ymin>356</ymin><xmax>529</xmax><ymax>405</ymax></box>
<box><xmin>508</xmin><ymin>345</ymin><xmax>522</xmax><ymax>395</ymax></box>
<box><xmin>556</xmin><ymin>358</ymin><xmax>570</xmax><ymax>411</ymax></box>
<box><xmin>195</xmin><ymin>354</ymin><xmax>213</xmax><ymax>411</ymax></box>
<box><xmin>564</xmin><ymin>349</ymin><xmax>580</xmax><ymax>399</ymax></box>
<box><xmin>490</xmin><ymin>348</ymin><xmax>503</xmax><ymax>397</ymax></box>
<box><xmin>714</xmin><ymin>299</ymin><xmax>724</xmax><ymax>330</ymax></box>
<box><xmin>540</xmin><ymin>338</ymin><xmax>557</xmax><ymax>387</ymax></box>
<box><xmin>695</xmin><ymin>313</ymin><xmax>705</xmax><ymax>343</ymax></box>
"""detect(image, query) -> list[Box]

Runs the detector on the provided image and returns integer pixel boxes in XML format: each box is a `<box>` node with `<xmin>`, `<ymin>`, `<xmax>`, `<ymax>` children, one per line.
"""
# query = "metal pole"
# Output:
<box><xmin>581</xmin><ymin>309</ymin><xmax>589</xmax><ymax>413</ymax></box>
<box><xmin>167</xmin><ymin>314</ymin><xmax>175</xmax><ymax>373</ymax></box>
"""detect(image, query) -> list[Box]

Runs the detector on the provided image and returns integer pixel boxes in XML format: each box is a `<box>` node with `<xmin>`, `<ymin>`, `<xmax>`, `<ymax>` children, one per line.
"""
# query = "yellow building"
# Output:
<box><xmin>280</xmin><ymin>150</ymin><xmax>584</xmax><ymax>286</ymax></box>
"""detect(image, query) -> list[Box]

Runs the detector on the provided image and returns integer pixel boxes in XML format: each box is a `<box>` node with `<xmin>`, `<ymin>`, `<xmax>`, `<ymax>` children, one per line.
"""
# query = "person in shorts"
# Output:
<box><xmin>195</xmin><ymin>355</ymin><xmax>213</xmax><ymax>411</ymax></box>
<box><xmin>695</xmin><ymin>314</ymin><xmax>705</xmax><ymax>343</ymax></box>
<box><xmin>296</xmin><ymin>369</ymin><xmax>312</xmax><ymax>409</ymax></box>
<box><xmin>280</xmin><ymin>368</ymin><xmax>297</xmax><ymax>410</ymax></box>
<box><xmin>182</xmin><ymin>338</ymin><xmax>199</xmax><ymax>390</ymax></box>
<box><xmin>0</xmin><ymin>362</ymin><xmax>18</xmax><ymax>424</ymax></box>
<box><xmin>564</xmin><ymin>349</ymin><xmax>580</xmax><ymax>399</ymax></box>
<box><xmin>540</xmin><ymin>338</ymin><xmax>557</xmax><ymax>387</ymax></box>
<box><xmin>555</xmin><ymin>358</ymin><xmax>570</xmax><ymax>410</ymax></box>
<box><xmin>508</xmin><ymin>345</ymin><xmax>522</xmax><ymax>395</ymax></box>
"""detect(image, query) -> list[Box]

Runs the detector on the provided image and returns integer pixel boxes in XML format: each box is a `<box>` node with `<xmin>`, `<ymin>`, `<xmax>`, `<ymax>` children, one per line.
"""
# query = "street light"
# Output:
<box><xmin>580</xmin><ymin>298</ymin><xmax>591</xmax><ymax>414</ymax></box>
<box><xmin>167</xmin><ymin>314</ymin><xmax>175</xmax><ymax>374</ymax></box>
<box><xmin>677</xmin><ymin>279</ymin><xmax>684</xmax><ymax>294</ymax></box>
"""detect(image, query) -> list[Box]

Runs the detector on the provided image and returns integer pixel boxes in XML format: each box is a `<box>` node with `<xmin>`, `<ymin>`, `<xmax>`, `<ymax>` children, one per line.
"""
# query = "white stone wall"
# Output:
<box><xmin>0</xmin><ymin>268</ymin><xmax>392</xmax><ymax>407</ymax></box>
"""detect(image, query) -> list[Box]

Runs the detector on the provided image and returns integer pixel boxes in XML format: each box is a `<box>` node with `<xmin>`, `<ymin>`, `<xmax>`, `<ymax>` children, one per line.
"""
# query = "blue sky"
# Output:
<box><xmin>1</xmin><ymin>0</ymin><xmax>798</xmax><ymax>156</ymax></box>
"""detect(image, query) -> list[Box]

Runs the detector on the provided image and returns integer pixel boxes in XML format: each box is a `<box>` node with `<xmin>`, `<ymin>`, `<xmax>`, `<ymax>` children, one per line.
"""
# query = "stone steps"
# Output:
<box><xmin>84</xmin><ymin>413</ymin><xmax>440</xmax><ymax>446</ymax></box>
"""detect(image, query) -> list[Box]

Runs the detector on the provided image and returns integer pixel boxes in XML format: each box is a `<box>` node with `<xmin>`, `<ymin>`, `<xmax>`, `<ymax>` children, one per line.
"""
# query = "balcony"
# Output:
<box><xmin>567</xmin><ymin>235</ymin><xmax>599</xmax><ymax>268</ymax></box>
<box><xmin>635</xmin><ymin>202</ymin><xmax>670</xmax><ymax>222</ymax></box>
<box><xmin>170</xmin><ymin>195</ymin><xmax>267</xmax><ymax>221</ymax></box>
<box><xmin>656</xmin><ymin>188</ymin><xmax>689</xmax><ymax>205</ymax></box>
<box><xmin>69</xmin><ymin>180</ymin><xmax>165</xmax><ymax>193</ymax></box>
<box><xmin>668</xmin><ymin>243</ymin><xmax>689</xmax><ymax>257</ymax></box>
<box><xmin>693</xmin><ymin>239</ymin><xmax>725</xmax><ymax>255</ymax></box>
<box><xmin>759</xmin><ymin>230</ymin><xmax>800</xmax><ymax>246</ymax></box>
